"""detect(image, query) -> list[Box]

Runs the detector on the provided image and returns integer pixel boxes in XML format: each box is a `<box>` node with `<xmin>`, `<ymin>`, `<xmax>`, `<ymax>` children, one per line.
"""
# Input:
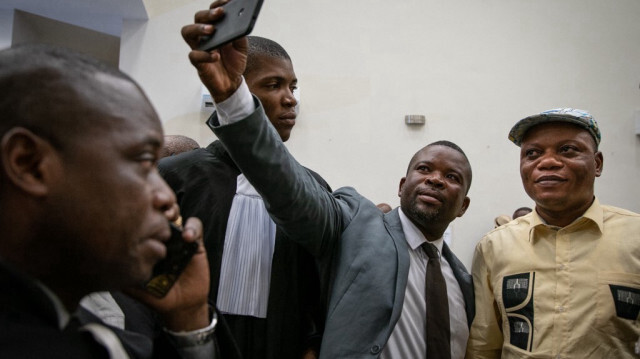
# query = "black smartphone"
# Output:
<box><xmin>198</xmin><ymin>0</ymin><xmax>264</xmax><ymax>52</ymax></box>
<box><xmin>144</xmin><ymin>222</ymin><xmax>199</xmax><ymax>298</ymax></box>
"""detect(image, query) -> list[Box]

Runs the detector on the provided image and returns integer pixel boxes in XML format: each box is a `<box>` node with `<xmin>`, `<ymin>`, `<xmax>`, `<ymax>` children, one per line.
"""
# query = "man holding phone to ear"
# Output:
<box><xmin>0</xmin><ymin>44</ymin><xmax>218</xmax><ymax>358</ymax></box>
<box><xmin>159</xmin><ymin>35</ymin><xmax>330</xmax><ymax>359</ymax></box>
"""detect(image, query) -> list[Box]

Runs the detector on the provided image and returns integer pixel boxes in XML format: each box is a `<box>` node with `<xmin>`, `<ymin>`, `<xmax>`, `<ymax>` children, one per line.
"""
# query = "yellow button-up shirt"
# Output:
<box><xmin>466</xmin><ymin>199</ymin><xmax>640</xmax><ymax>358</ymax></box>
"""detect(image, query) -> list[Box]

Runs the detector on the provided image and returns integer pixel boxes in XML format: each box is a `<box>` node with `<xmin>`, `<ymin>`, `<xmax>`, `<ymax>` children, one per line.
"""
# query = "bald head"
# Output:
<box><xmin>161</xmin><ymin>135</ymin><xmax>200</xmax><ymax>158</ymax></box>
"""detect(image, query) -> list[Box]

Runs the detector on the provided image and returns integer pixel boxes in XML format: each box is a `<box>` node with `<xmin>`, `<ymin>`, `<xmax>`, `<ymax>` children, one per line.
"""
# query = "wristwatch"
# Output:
<box><xmin>165</xmin><ymin>309</ymin><xmax>218</xmax><ymax>347</ymax></box>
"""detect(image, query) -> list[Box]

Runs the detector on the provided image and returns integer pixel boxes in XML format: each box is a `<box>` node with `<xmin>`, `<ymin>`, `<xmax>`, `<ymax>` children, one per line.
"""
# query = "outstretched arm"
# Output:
<box><xmin>182</xmin><ymin>2</ymin><xmax>350</xmax><ymax>259</ymax></box>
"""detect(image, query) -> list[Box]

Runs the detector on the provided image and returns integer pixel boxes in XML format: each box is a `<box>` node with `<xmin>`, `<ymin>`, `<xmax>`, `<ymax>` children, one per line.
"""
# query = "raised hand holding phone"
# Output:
<box><xmin>182</xmin><ymin>0</ymin><xmax>253</xmax><ymax>102</ymax></box>
<box><xmin>197</xmin><ymin>0</ymin><xmax>263</xmax><ymax>52</ymax></box>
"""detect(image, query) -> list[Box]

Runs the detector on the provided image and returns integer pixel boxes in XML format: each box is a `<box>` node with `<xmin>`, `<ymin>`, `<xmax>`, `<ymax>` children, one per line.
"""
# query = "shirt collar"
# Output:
<box><xmin>398</xmin><ymin>208</ymin><xmax>444</xmax><ymax>256</ymax></box>
<box><xmin>528</xmin><ymin>197</ymin><xmax>604</xmax><ymax>242</ymax></box>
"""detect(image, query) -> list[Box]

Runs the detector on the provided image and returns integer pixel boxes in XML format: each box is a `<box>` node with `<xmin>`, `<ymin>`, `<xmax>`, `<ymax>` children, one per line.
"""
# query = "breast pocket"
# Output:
<box><xmin>596</xmin><ymin>272</ymin><xmax>640</xmax><ymax>342</ymax></box>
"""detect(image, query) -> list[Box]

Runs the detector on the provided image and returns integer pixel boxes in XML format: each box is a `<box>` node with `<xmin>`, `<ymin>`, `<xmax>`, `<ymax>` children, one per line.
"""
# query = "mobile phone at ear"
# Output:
<box><xmin>198</xmin><ymin>0</ymin><xmax>264</xmax><ymax>52</ymax></box>
<box><xmin>144</xmin><ymin>222</ymin><xmax>199</xmax><ymax>298</ymax></box>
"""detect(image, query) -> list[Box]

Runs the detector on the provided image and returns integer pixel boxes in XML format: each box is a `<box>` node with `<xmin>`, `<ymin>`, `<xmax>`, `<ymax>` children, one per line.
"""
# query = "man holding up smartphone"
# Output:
<box><xmin>0</xmin><ymin>44</ymin><xmax>216</xmax><ymax>358</ymax></box>
<box><xmin>180</xmin><ymin>2</ymin><xmax>475</xmax><ymax>358</ymax></box>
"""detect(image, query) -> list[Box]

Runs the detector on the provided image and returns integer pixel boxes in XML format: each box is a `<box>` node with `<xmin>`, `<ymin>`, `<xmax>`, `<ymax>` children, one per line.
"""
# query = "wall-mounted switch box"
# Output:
<box><xmin>405</xmin><ymin>114</ymin><xmax>426</xmax><ymax>125</ymax></box>
<box><xmin>201</xmin><ymin>85</ymin><xmax>214</xmax><ymax>112</ymax></box>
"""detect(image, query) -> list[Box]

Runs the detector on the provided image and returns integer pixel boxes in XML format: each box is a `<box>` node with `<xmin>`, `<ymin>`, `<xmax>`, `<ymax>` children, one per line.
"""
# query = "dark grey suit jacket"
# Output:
<box><xmin>210</xmin><ymin>98</ymin><xmax>474</xmax><ymax>358</ymax></box>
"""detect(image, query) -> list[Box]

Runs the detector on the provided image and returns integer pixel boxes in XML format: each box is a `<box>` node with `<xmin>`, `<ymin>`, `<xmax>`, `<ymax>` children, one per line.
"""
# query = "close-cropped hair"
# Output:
<box><xmin>406</xmin><ymin>140</ymin><xmax>473</xmax><ymax>193</ymax></box>
<box><xmin>0</xmin><ymin>44</ymin><xmax>134</xmax><ymax>150</ymax></box>
<box><xmin>245</xmin><ymin>36</ymin><xmax>291</xmax><ymax>76</ymax></box>
<box><xmin>427</xmin><ymin>140</ymin><xmax>469</xmax><ymax>160</ymax></box>
<box><xmin>514</xmin><ymin>206</ymin><xmax>532</xmax><ymax>213</ymax></box>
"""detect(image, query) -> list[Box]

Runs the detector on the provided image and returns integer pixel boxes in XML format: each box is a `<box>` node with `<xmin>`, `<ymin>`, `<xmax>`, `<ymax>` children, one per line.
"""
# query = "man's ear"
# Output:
<box><xmin>457</xmin><ymin>196</ymin><xmax>471</xmax><ymax>218</ymax></box>
<box><xmin>594</xmin><ymin>151</ymin><xmax>603</xmax><ymax>177</ymax></box>
<box><xmin>1</xmin><ymin>128</ymin><xmax>60</xmax><ymax>197</ymax></box>
<box><xmin>398</xmin><ymin>177</ymin><xmax>407</xmax><ymax>197</ymax></box>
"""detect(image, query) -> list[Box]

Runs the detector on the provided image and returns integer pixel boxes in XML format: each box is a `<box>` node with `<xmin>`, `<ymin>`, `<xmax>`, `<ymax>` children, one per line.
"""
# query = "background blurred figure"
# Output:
<box><xmin>161</xmin><ymin>135</ymin><xmax>200</xmax><ymax>158</ymax></box>
<box><xmin>493</xmin><ymin>215</ymin><xmax>511</xmax><ymax>228</ymax></box>
<box><xmin>376</xmin><ymin>203</ymin><xmax>393</xmax><ymax>213</ymax></box>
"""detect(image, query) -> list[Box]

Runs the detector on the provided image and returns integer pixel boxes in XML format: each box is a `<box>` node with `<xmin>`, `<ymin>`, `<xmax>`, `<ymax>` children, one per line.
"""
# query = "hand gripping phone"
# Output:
<box><xmin>144</xmin><ymin>222</ymin><xmax>199</xmax><ymax>298</ymax></box>
<box><xmin>198</xmin><ymin>0</ymin><xmax>264</xmax><ymax>51</ymax></box>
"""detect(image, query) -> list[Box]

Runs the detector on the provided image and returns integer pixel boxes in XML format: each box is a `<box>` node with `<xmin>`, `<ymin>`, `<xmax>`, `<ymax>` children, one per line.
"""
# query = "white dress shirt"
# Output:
<box><xmin>381</xmin><ymin>209</ymin><xmax>468</xmax><ymax>359</ymax></box>
<box><xmin>41</xmin><ymin>287</ymin><xmax>129</xmax><ymax>359</ymax></box>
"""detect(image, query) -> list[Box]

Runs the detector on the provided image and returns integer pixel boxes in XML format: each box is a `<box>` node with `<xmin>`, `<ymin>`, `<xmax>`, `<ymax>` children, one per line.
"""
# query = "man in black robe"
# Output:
<box><xmin>160</xmin><ymin>36</ymin><xmax>330</xmax><ymax>359</ymax></box>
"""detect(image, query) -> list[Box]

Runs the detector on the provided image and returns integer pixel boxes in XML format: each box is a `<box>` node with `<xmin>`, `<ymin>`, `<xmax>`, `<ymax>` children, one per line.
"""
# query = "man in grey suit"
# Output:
<box><xmin>180</xmin><ymin>3</ymin><xmax>474</xmax><ymax>358</ymax></box>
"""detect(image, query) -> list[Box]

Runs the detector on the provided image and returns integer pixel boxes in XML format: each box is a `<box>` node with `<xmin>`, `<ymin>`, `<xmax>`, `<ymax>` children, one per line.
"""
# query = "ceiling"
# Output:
<box><xmin>0</xmin><ymin>0</ymin><xmax>148</xmax><ymax>36</ymax></box>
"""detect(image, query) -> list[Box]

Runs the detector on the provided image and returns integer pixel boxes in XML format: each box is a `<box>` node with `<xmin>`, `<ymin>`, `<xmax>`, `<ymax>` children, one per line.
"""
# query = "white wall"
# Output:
<box><xmin>0</xmin><ymin>10</ymin><xmax>14</xmax><ymax>49</ymax></box>
<box><xmin>12</xmin><ymin>10</ymin><xmax>120</xmax><ymax>67</ymax></box>
<box><xmin>121</xmin><ymin>0</ymin><xmax>638</xmax><ymax>267</ymax></box>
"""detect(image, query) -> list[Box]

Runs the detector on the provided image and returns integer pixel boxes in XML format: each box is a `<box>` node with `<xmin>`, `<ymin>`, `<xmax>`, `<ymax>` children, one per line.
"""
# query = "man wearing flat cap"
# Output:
<box><xmin>466</xmin><ymin>108</ymin><xmax>640</xmax><ymax>358</ymax></box>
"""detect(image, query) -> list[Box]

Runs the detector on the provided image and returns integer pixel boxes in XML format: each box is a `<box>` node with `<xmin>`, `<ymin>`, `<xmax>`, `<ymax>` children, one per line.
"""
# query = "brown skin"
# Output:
<box><xmin>184</xmin><ymin>6</ymin><xmax>298</xmax><ymax>141</ymax></box>
<box><xmin>161</xmin><ymin>135</ymin><xmax>200</xmax><ymax>158</ymax></box>
<box><xmin>1</xmin><ymin>75</ymin><xmax>172</xmax><ymax>303</ymax></box>
<box><xmin>182</xmin><ymin>0</ymin><xmax>248</xmax><ymax>102</ymax></box>
<box><xmin>519</xmin><ymin>122</ymin><xmax>603</xmax><ymax>227</ymax></box>
<box><xmin>184</xmin><ymin>3</ymin><xmax>323</xmax><ymax>355</ymax></box>
<box><xmin>376</xmin><ymin>203</ymin><xmax>393</xmax><ymax>213</ymax></box>
<box><xmin>398</xmin><ymin>145</ymin><xmax>471</xmax><ymax>241</ymax></box>
<box><xmin>245</xmin><ymin>55</ymin><xmax>298</xmax><ymax>142</ymax></box>
<box><xmin>0</xmin><ymin>71</ymin><xmax>209</xmax><ymax>331</ymax></box>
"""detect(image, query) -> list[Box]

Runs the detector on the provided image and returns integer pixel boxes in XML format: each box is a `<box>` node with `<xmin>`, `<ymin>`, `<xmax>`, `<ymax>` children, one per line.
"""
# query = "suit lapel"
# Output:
<box><xmin>383</xmin><ymin>209</ymin><xmax>411</xmax><ymax>328</ymax></box>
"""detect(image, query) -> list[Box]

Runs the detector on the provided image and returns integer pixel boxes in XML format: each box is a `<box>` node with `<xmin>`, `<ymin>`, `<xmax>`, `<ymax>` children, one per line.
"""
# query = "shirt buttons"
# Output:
<box><xmin>370</xmin><ymin>345</ymin><xmax>381</xmax><ymax>354</ymax></box>
<box><xmin>558</xmin><ymin>263</ymin><xmax>566</xmax><ymax>270</ymax></box>
<box><xmin>556</xmin><ymin>306</ymin><xmax>565</xmax><ymax>313</ymax></box>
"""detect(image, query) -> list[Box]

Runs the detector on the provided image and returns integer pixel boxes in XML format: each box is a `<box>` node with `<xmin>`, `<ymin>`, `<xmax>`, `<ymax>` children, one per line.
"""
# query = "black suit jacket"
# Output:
<box><xmin>0</xmin><ymin>261</ymin><xmax>109</xmax><ymax>359</ymax></box>
<box><xmin>159</xmin><ymin>140</ymin><xmax>331</xmax><ymax>359</ymax></box>
<box><xmin>77</xmin><ymin>293</ymin><xmax>241</xmax><ymax>359</ymax></box>
<box><xmin>0</xmin><ymin>260</ymin><xmax>224</xmax><ymax>359</ymax></box>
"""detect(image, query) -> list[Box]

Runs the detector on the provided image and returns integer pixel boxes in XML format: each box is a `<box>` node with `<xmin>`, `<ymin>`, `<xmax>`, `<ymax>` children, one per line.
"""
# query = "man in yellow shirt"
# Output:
<box><xmin>467</xmin><ymin>108</ymin><xmax>640</xmax><ymax>358</ymax></box>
